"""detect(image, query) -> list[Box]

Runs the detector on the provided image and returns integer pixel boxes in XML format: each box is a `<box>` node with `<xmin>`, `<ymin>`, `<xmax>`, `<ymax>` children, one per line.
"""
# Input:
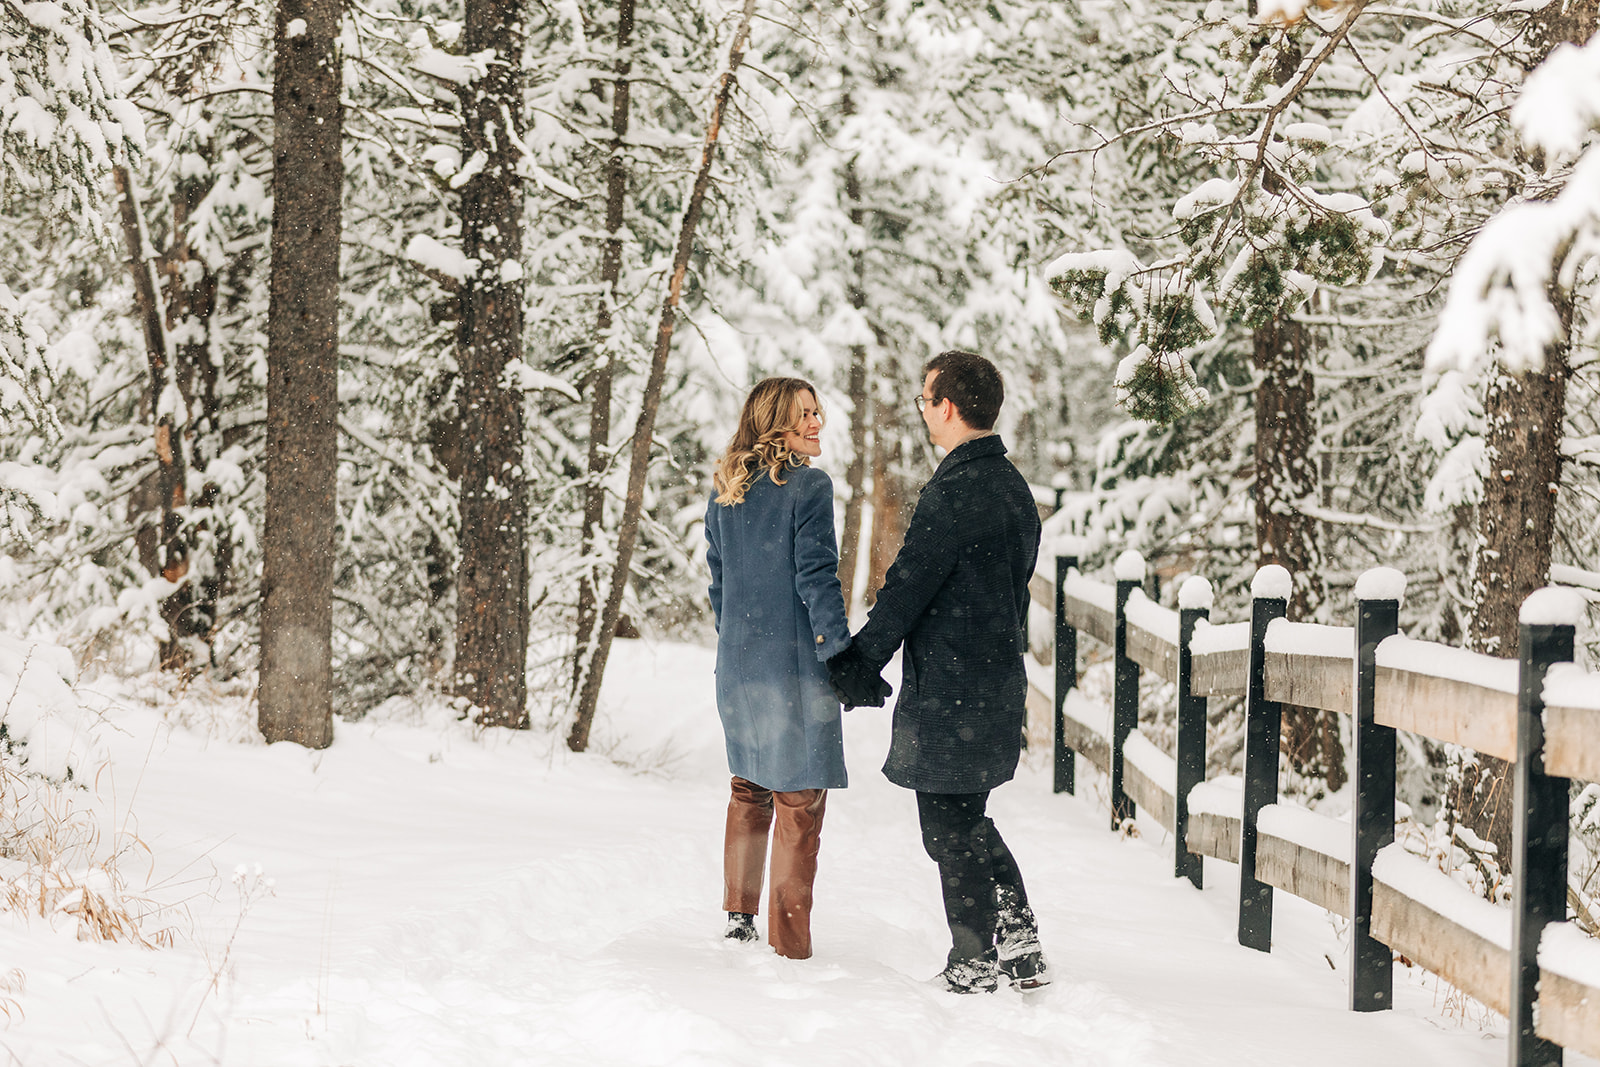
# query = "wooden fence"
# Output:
<box><xmin>1031</xmin><ymin>551</ymin><xmax>1600</xmax><ymax>1067</ymax></box>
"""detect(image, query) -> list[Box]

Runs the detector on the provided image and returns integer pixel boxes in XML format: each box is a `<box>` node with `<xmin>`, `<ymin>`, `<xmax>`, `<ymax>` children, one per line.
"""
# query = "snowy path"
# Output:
<box><xmin>3</xmin><ymin>640</ymin><xmax>1574</xmax><ymax>1066</ymax></box>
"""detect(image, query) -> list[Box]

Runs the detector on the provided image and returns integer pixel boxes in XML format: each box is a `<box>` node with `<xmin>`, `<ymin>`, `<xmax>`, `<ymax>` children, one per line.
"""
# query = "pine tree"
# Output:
<box><xmin>450</xmin><ymin>0</ymin><xmax>531</xmax><ymax>729</ymax></box>
<box><xmin>572</xmin><ymin>0</ymin><xmax>638</xmax><ymax>698</ymax></box>
<box><xmin>259</xmin><ymin>0</ymin><xmax>344</xmax><ymax>748</ymax></box>
<box><xmin>0</xmin><ymin>0</ymin><xmax>141</xmax><ymax>539</ymax></box>
<box><xmin>1421</xmin><ymin>0</ymin><xmax>1600</xmax><ymax>858</ymax></box>
<box><xmin>568</xmin><ymin>0</ymin><xmax>760</xmax><ymax>752</ymax></box>
<box><xmin>746</xmin><ymin>0</ymin><xmax>1085</xmax><ymax>604</ymax></box>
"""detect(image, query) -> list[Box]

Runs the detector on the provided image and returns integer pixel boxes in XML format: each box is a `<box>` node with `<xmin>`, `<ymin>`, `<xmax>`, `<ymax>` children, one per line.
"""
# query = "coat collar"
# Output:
<box><xmin>932</xmin><ymin>433</ymin><xmax>1007</xmax><ymax>478</ymax></box>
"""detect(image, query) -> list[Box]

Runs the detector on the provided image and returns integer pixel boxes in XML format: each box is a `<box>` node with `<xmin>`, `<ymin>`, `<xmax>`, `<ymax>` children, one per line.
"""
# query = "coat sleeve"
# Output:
<box><xmin>1016</xmin><ymin>506</ymin><xmax>1042</xmax><ymax>626</ymax></box>
<box><xmin>793</xmin><ymin>470</ymin><xmax>851</xmax><ymax>661</ymax></box>
<box><xmin>705</xmin><ymin>494</ymin><xmax>723</xmax><ymax>632</ymax></box>
<box><xmin>850</xmin><ymin>480</ymin><xmax>958</xmax><ymax>670</ymax></box>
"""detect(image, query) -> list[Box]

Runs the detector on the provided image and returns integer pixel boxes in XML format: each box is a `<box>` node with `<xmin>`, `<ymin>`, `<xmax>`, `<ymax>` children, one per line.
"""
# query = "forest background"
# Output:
<box><xmin>2</xmin><ymin>0</ymin><xmax>1600</xmax><ymax>889</ymax></box>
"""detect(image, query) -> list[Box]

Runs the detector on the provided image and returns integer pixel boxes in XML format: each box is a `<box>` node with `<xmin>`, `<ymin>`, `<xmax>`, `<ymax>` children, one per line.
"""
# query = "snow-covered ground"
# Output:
<box><xmin>1</xmin><ymin>639</ymin><xmax>1575</xmax><ymax>1066</ymax></box>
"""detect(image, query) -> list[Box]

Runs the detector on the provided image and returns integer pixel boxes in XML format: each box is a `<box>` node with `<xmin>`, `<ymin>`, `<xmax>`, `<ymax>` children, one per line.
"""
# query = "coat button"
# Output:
<box><xmin>816</xmin><ymin>635</ymin><xmax>824</xmax><ymax>644</ymax></box>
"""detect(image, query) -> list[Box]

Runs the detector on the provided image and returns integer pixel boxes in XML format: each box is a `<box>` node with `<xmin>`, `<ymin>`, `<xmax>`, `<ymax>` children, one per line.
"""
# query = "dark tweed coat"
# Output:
<box><xmin>851</xmin><ymin>435</ymin><xmax>1040</xmax><ymax>793</ymax></box>
<box><xmin>706</xmin><ymin>462</ymin><xmax>851</xmax><ymax>792</ymax></box>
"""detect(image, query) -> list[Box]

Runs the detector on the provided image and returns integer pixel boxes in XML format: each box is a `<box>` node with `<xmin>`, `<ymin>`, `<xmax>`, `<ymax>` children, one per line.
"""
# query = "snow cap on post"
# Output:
<box><xmin>1178</xmin><ymin>575</ymin><xmax>1214</xmax><ymax>612</ymax></box>
<box><xmin>1251</xmin><ymin>564</ymin><xmax>1292</xmax><ymax>602</ymax></box>
<box><xmin>1354</xmin><ymin>567</ymin><xmax>1407</xmax><ymax>604</ymax></box>
<box><xmin>1114</xmin><ymin>550</ymin><xmax>1147</xmax><ymax>582</ymax></box>
<box><xmin>1520</xmin><ymin>587</ymin><xmax>1585</xmax><ymax>628</ymax></box>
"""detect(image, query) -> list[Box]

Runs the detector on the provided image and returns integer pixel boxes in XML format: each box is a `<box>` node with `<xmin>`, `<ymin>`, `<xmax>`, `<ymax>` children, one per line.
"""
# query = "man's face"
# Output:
<box><xmin>920</xmin><ymin>370</ymin><xmax>958</xmax><ymax>450</ymax></box>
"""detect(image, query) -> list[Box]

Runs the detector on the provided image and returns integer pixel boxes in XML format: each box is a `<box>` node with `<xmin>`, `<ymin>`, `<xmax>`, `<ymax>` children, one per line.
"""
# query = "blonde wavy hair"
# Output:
<box><xmin>713</xmin><ymin>377</ymin><xmax>822</xmax><ymax>506</ymax></box>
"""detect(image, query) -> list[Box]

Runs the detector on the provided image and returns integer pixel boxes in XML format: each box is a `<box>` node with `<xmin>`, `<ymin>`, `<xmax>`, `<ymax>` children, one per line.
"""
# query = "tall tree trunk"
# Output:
<box><xmin>1253</xmin><ymin>317</ymin><xmax>1344</xmax><ymax>791</ymax></box>
<box><xmin>573</xmin><ymin>0</ymin><xmax>637</xmax><ymax>695</ymax></box>
<box><xmin>1450</xmin><ymin>0</ymin><xmax>1591</xmax><ymax>862</ymax></box>
<box><xmin>115</xmin><ymin>163</ymin><xmax>231</xmax><ymax>671</ymax></box>
<box><xmin>568</xmin><ymin>0</ymin><xmax>757</xmax><ymax>752</ymax></box>
<box><xmin>166</xmin><ymin>168</ymin><xmax>226</xmax><ymax>662</ymax></box>
<box><xmin>836</xmin><ymin>132</ymin><xmax>869</xmax><ymax>609</ymax></box>
<box><xmin>259</xmin><ymin>0</ymin><xmax>342</xmax><ymax>748</ymax></box>
<box><xmin>111</xmin><ymin>166</ymin><xmax>191</xmax><ymax>671</ymax></box>
<box><xmin>838</xmin><ymin>346</ymin><xmax>869</xmax><ymax>607</ymax></box>
<box><xmin>1470</xmin><ymin>351</ymin><xmax>1570</xmax><ymax>651</ymax></box>
<box><xmin>453</xmin><ymin>0</ymin><xmax>529</xmax><ymax>728</ymax></box>
<box><xmin>865</xmin><ymin>421</ymin><xmax>906</xmax><ymax>606</ymax></box>
<box><xmin>1457</xmin><ymin>316</ymin><xmax>1571</xmax><ymax>860</ymax></box>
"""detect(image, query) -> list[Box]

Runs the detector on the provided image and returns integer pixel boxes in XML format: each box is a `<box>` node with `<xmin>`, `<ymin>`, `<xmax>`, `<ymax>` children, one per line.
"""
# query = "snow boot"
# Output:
<box><xmin>934</xmin><ymin>949</ymin><xmax>1001</xmax><ymax>994</ymax></box>
<box><xmin>724</xmin><ymin>911</ymin><xmax>759</xmax><ymax>943</ymax></box>
<box><xmin>996</xmin><ymin>888</ymin><xmax>1051</xmax><ymax>990</ymax></box>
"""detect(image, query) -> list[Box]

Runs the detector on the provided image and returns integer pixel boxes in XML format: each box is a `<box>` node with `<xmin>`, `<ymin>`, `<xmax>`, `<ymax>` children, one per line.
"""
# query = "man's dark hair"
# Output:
<box><xmin>923</xmin><ymin>350</ymin><xmax>1003</xmax><ymax>430</ymax></box>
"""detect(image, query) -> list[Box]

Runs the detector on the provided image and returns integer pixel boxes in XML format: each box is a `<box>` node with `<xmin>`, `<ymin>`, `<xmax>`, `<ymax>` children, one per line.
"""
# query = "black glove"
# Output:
<box><xmin>826</xmin><ymin>646</ymin><xmax>892</xmax><ymax>709</ymax></box>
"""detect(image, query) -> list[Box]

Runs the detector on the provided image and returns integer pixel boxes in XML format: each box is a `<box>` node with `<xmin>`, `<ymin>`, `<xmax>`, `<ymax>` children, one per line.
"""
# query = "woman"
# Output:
<box><xmin>704</xmin><ymin>377</ymin><xmax>851</xmax><ymax>960</ymax></box>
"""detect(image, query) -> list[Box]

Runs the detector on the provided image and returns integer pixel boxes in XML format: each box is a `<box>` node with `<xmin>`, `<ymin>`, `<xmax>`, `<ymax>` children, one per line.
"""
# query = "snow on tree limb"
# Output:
<box><xmin>0</xmin><ymin>0</ymin><xmax>140</xmax><ymax>449</ymax></box>
<box><xmin>1514</xmin><ymin>40</ymin><xmax>1600</xmax><ymax>159</ymax></box>
<box><xmin>1425</xmin><ymin>32</ymin><xmax>1600</xmax><ymax>378</ymax></box>
<box><xmin>1045</xmin><ymin>3</ymin><xmax>1386</xmax><ymax>425</ymax></box>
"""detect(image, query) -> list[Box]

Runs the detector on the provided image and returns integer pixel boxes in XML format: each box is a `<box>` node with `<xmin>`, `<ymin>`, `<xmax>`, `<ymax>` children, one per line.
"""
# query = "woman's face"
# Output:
<box><xmin>782</xmin><ymin>390</ymin><xmax>823</xmax><ymax>458</ymax></box>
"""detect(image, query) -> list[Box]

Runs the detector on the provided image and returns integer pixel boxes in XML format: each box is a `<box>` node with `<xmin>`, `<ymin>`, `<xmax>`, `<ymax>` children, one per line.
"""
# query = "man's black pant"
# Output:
<box><xmin>916</xmin><ymin>790</ymin><xmax>1030</xmax><ymax>961</ymax></box>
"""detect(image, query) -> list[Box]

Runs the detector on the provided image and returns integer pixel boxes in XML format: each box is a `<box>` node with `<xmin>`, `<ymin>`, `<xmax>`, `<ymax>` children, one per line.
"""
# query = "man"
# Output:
<box><xmin>827</xmin><ymin>350</ymin><xmax>1047</xmax><ymax>994</ymax></box>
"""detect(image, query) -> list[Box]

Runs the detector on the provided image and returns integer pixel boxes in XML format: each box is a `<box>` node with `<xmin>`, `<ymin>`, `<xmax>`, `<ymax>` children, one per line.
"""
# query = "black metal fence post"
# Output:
<box><xmin>1510</xmin><ymin>592</ymin><xmax>1578</xmax><ymax>1067</ymax></box>
<box><xmin>1175</xmin><ymin>576</ymin><xmax>1211</xmax><ymax>890</ymax></box>
<box><xmin>1350</xmin><ymin>570</ymin><xmax>1401</xmax><ymax>1012</ymax></box>
<box><xmin>1054</xmin><ymin>553</ymin><xmax>1079</xmax><ymax>796</ymax></box>
<box><xmin>1238</xmin><ymin>565</ymin><xmax>1289</xmax><ymax>952</ymax></box>
<box><xmin>1110</xmin><ymin>551</ymin><xmax>1144</xmax><ymax>830</ymax></box>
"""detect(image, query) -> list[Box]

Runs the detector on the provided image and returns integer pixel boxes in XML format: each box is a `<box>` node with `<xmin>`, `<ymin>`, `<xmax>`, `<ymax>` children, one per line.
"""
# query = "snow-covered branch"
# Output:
<box><xmin>1426</xmin><ymin>32</ymin><xmax>1600</xmax><ymax>378</ymax></box>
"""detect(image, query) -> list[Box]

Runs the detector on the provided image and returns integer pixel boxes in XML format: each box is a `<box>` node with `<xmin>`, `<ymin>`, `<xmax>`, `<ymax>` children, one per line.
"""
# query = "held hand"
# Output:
<box><xmin>865</xmin><ymin>673</ymin><xmax>892</xmax><ymax>707</ymax></box>
<box><xmin>826</xmin><ymin>646</ymin><xmax>893</xmax><ymax>709</ymax></box>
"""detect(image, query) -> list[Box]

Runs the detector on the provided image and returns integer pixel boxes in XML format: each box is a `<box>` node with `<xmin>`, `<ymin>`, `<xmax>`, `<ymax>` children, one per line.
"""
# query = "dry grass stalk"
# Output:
<box><xmin>0</xmin><ymin>757</ymin><xmax>175</xmax><ymax>948</ymax></box>
<box><xmin>0</xmin><ymin>968</ymin><xmax>21</xmax><ymax>1023</ymax></box>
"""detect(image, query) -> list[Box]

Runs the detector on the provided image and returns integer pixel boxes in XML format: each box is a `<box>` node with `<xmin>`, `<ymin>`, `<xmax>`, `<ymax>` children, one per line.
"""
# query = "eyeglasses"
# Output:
<box><xmin>914</xmin><ymin>394</ymin><xmax>941</xmax><ymax>412</ymax></box>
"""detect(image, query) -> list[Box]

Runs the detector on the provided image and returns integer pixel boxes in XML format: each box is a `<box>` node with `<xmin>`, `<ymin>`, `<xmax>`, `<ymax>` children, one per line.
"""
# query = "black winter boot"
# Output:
<box><xmin>934</xmin><ymin>948</ymin><xmax>1001</xmax><ymax>994</ymax></box>
<box><xmin>995</xmin><ymin>886</ymin><xmax>1050</xmax><ymax>989</ymax></box>
<box><xmin>724</xmin><ymin>911</ymin><xmax>758</xmax><ymax>943</ymax></box>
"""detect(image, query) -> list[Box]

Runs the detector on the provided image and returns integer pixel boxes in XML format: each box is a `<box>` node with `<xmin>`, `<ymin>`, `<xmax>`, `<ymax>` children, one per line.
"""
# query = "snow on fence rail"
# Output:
<box><xmin>1534</xmin><ymin>662</ymin><xmax>1600</xmax><ymax>782</ymax></box>
<box><xmin>1027</xmin><ymin>554</ymin><xmax>1600</xmax><ymax>1066</ymax></box>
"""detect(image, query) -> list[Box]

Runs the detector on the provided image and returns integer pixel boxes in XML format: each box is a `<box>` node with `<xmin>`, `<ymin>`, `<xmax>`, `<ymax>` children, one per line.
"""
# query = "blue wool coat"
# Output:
<box><xmin>705</xmin><ymin>462</ymin><xmax>851</xmax><ymax>792</ymax></box>
<box><xmin>851</xmin><ymin>435</ymin><xmax>1041</xmax><ymax>793</ymax></box>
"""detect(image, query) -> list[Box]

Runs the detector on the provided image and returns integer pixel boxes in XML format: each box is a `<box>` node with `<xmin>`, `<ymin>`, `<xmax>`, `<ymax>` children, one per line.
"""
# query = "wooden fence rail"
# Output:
<box><xmin>1030</xmin><ymin>551</ymin><xmax>1600</xmax><ymax>1067</ymax></box>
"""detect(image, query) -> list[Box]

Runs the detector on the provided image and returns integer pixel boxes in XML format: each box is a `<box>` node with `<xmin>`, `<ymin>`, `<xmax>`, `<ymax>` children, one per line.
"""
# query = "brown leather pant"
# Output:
<box><xmin>723</xmin><ymin>776</ymin><xmax>827</xmax><ymax>960</ymax></box>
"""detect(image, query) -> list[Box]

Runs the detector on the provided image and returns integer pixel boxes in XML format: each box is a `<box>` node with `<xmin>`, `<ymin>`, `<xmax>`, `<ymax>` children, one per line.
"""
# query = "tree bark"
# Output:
<box><xmin>865</xmin><ymin>421</ymin><xmax>906</xmax><ymax>605</ymax></box>
<box><xmin>836</xmin><ymin>132</ymin><xmax>869</xmax><ymax>609</ymax></box>
<box><xmin>1471</xmin><ymin>352</ymin><xmax>1570</xmax><ymax>651</ymax></box>
<box><xmin>573</xmin><ymin>0</ymin><xmax>637</xmax><ymax>695</ymax></box>
<box><xmin>259</xmin><ymin>0</ymin><xmax>342</xmax><ymax>748</ymax></box>
<box><xmin>1529</xmin><ymin>0</ymin><xmax>1598</xmax><ymax>64</ymax></box>
<box><xmin>567</xmin><ymin>0</ymin><xmax>758</xmax><ymax>752</ymax></box>
<box><xmin>1457</xmin><ymin>317</ymin><xmax>1571</xmax><ymax>859</ymax></box>
<box><xmin>453</xmin><ymin>0</ymin><xmax>530</xmax><ymax>729</ymax></box>
<box><xmin>166</xmin><ymin>167</ymin><xmax>227</xmax><ymax>662</ymax></box>
<box><xmin>1253</xmin><ymin>317</ymin><xmax>1343</xmax><ymax>791</ymax></box>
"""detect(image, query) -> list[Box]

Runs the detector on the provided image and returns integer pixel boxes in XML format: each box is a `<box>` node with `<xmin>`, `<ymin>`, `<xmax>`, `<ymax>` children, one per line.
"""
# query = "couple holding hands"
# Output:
<box><xmin>704</xmin><ymin>350</ymin><xmax>1049</xmax><ymax>994</ymax></box>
